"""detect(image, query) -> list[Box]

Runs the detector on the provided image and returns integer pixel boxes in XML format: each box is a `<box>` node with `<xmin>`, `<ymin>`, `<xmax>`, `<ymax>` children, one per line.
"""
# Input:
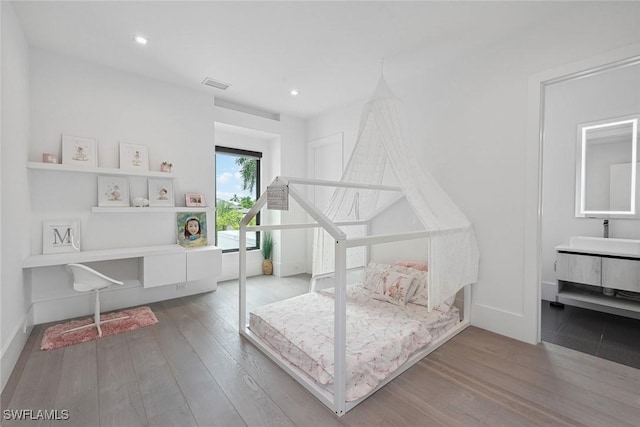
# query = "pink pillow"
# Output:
<box><xmin>395</xmin><ymin>261</ymin><xmax>428</xmax><ymax>272</ymax></box>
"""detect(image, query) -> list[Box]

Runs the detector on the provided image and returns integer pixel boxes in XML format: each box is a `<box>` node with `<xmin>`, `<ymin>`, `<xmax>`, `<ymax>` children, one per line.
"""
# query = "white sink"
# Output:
<box><xmin>568</xmin><ymin>236</ymin><xmax>640</xmax><ymax>255</ymax></box>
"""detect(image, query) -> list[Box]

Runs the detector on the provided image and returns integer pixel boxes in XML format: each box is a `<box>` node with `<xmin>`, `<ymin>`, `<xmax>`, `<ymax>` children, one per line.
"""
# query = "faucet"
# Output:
<box><xmin>603</xmin><ymin>219</ymin><xmax>609</xmax><ymax>238</ymax></box>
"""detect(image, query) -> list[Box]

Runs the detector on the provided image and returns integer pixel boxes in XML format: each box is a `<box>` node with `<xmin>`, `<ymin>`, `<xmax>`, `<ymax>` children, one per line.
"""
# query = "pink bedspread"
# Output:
<box><xmin>249</xmin><ymin>284</ymin><xmax>459</xmax><ymax>401</ymax></box>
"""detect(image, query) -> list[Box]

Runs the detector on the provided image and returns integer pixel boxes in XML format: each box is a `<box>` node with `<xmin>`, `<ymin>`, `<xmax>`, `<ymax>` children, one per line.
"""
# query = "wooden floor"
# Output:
<box><xmin>2</xmin><ymin>275</ymin><xmax>640</xmax><ymax>426</ymax></box>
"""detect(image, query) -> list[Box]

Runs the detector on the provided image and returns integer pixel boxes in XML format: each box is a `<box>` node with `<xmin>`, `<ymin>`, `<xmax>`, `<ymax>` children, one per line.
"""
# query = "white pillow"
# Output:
<box><xmin>362</xmin><ymin>262</ymin><xmax>384</xmax><ymax>291</ymax></box>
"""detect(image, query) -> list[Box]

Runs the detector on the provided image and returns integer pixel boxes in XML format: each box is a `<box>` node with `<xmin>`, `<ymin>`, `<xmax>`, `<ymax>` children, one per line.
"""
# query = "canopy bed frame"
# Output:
<box><xmin>238</xmin><ymin>176</ymin><xmax>472</xmax><ymax>416</ymax></box>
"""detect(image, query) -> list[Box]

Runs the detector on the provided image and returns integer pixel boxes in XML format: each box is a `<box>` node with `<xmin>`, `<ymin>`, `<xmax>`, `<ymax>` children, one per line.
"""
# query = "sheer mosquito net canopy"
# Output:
<box><xmin>312</xmin><ymin>78</ymin><xmax>480</xmax><ymax>309</ymax></box>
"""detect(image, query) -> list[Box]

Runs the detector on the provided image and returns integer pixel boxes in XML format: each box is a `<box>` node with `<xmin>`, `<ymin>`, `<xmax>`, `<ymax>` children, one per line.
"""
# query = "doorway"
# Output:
<box><xmin>539</xmin><ymin>56</ymin><xmax>640</xmax><ymax>369</ymax></box>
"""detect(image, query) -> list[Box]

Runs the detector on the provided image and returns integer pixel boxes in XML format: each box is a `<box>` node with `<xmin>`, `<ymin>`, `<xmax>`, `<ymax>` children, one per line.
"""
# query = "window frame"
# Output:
<box><xmin>215</xmin><ymin>146</ymin><xmax>262</xmax><ymax>254</ymax></box>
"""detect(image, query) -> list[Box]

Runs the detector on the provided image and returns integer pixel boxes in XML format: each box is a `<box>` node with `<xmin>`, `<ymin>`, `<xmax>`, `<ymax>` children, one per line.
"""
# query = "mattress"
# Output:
<box><xmin>249</xmin><ymin>284</ymin><xmax>459</xmax><ymax>401</ymax></box>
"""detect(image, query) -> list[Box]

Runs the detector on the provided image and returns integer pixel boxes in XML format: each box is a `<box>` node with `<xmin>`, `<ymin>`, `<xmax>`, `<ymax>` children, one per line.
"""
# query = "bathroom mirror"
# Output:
<box><xmin>575</xmin><ymin>115</ymin><xmax>638</xmax><ymax>217</ymax></box>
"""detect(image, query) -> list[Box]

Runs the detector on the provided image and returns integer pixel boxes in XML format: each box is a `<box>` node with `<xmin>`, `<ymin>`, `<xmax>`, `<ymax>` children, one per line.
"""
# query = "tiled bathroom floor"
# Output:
<box><xmin>541</xmin><ymin>301</ymin><xmax>640</xmax><ymax>369</ymax></box>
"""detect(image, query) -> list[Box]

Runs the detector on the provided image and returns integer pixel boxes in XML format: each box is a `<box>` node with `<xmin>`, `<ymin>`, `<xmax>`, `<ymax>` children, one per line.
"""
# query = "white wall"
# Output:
<box><xmin>21</xmin><ymin>48</ymin><xmax>307</xmax><ymax>328</ymax></box>
<box><xmin>30</xmin><ymin>49</ymin><xmax>218</xmax><ymax>252</ymax></box>
<box><xmin>541</xmin><ymin>64</ymin><xmax>640</xmax><ymax>289</ymax></box>
<box><xmin>1</xmin><ymin>1</ymin><xmax>32</xmax><ymax>392</ymax></box>
<box><xmin>307</xmin><ymin>2</ymin><xmax>640</xmax><ymax>344</ymax></box>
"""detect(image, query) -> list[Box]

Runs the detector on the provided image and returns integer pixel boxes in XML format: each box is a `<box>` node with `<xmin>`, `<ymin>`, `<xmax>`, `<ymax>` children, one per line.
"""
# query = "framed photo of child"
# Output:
<box><xmin>177</xmin><ymin>211</ymin><xmax>207</xmax><ymax>248</ymax></box>
<box><xmin>185</xmin><ymin>193</ymin><xmax>206</xmax><ymax>207</ymax></box>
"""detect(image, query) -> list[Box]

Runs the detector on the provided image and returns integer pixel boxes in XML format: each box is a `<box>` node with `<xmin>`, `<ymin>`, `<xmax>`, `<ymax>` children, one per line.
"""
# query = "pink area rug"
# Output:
<box><xmin>41</xmin><ymin>306</ymin><xmax>158</xmax><ymax>351</ymax></box>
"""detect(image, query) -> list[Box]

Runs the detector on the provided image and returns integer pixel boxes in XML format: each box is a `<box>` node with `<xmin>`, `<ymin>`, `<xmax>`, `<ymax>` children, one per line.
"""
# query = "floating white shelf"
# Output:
<box><xmin>27</xmin><ymin>161</ymin><xmax>175</xmax><ymax>178</ymax></box>
<box><xmin>91</xmin><ymin>206</ymin><xmax>213</xmax><ymax>213</ymax></box>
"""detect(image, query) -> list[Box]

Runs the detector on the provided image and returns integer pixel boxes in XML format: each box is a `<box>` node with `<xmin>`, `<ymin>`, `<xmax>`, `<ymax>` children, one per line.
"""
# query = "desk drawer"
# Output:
<box><xmin>142</xmin><ymin>253</ymin><xmax>186</xmax><ymax>287</ymax></box>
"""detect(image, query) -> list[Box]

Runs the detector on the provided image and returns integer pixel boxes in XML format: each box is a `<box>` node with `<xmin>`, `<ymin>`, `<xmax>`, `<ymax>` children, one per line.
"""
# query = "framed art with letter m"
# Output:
<box><xmin>42</xmin><ymin>219</ymin><xmax>81</xmax><ymax>254</ymax></box>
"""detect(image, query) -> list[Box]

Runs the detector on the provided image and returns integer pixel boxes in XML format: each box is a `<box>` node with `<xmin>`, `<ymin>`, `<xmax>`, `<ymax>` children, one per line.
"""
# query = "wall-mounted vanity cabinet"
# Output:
<box><xmin>556</xmin><ymin>252</ymin><xmax>602</xmax><ymax>286</ymax></box>
<box><xmin>555</xmin><ymin>243</ymin><xmax>640</xmax><ymax>315</ymax></box>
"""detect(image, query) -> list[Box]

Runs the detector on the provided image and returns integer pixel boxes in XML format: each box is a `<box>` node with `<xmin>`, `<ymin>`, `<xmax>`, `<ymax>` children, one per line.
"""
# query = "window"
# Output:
<box><xmin>215</xmin><ymin>146</ymin><xmax>261</xmax><ymax>252</ymax></box>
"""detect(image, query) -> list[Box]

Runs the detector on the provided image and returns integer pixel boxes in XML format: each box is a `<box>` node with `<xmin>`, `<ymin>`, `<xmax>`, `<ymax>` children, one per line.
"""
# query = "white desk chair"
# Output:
<box><xmin>64</xmin><ymin>263</ymin><xmax>127</xmax><ymax>337</ymax></box>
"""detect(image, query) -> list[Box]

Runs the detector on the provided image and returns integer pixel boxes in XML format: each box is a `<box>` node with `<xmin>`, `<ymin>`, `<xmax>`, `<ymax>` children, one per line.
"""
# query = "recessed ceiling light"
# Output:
<box><xmin>133</xmin><ymin>35</ymin><xmax>148</xmax><ymax>45</ymax></box>
<box><xmin>290</xmin><ymin>89</ymin><xmax>300</xmax><ymax>96</ymax></box>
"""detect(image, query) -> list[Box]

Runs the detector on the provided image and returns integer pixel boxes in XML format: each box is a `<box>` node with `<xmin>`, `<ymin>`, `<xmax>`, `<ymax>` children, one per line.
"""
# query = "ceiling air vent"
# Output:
<box><xmin>201</xmin><ymin>77</ymin><xmax>230</xmax><ymax>91</ymax></box>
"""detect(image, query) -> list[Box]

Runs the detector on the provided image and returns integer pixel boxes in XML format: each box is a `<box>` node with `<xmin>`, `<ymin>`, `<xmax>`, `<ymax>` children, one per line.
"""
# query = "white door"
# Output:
<box><xmin>308</xmin><ymin>133</ymin><xmax>344</xmax><ymax>212</ymax></box>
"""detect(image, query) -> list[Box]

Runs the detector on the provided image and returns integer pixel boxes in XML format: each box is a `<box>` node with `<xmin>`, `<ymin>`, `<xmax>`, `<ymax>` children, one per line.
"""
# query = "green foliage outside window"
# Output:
<box><xmin>216</xmin><ymin>199</ymin><xmax>256</xmax><ymax>231</ymax></box>
<box><xmin>218</xmin><ymin>155</ymin><xmax>257</xmax><ymax>232</ymax></box>
<box><xmin>235</xmin><ymin>157</ymin><xmax>257</xmax><ymax>192</ymax></box>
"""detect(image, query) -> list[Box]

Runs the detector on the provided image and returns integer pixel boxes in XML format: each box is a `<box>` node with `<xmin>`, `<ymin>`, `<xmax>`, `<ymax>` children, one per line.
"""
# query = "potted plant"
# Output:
<box><xmin>261</xmin><ymin>231</ymin><xmax>274</xmax><ymax>275</ymax></box>
<box><xmin>160</xmin><ymin>161</ymin><xmax>173</xmax><ymax>173</ymax></box>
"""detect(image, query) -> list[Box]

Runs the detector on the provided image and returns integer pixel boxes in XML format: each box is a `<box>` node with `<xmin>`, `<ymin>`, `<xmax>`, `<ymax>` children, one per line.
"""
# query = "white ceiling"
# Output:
<box><xmin>12</xmin><ymin>1</ymin><xmax>574</xmax><ymax>119</ymax></box>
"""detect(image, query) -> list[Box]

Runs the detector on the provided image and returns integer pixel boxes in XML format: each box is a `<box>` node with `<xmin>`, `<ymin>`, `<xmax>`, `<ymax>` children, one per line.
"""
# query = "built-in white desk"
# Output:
<box><xmin>23</xmin><ymin>244</ymin><xmax>221</xmax><ymax>288</ymax></box>
<box><xmin>25</xmin><ymin>161</ymin><xmax>223</xmax><ymax>324</ymax></box>
<box><xmin>23</xmin><ymin>244</ymin><xmax>222</xmax><ymax>324</ymax></box>
<box><xmin>24</xmin><ymin>244</ymin><xmax>181</xmax><ymax>268</ymax></box>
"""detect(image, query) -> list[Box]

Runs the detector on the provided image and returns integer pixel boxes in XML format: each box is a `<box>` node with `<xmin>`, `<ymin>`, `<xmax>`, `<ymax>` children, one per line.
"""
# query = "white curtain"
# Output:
<box><xmin>312</xmin><ymin>78</ymin><xmax>479</xmax><ymax>309</ymax></box>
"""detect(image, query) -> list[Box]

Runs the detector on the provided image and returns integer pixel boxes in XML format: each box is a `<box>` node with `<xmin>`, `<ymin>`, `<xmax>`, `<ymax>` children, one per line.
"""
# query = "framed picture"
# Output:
<box><xmin>62</xmin><ymin>135</ymin><xmax>98</xmax><ymax>167</ymax></box>
<box><xmin>42</xmin><ymin>219</ymin><xmax>81</xmax><ymax>254</ymax></box>
<box><xmin>177</xmin><ymin>211</ymin><xmax>207</xmax><ymax>248</ymax></box>
<box><xmin>98</xmin><ymin>176</ymin><xmax>130</xmax><ymax>207</ymax></box>
<box><xmin>119</xmin><ymin>142</ymin><xmax>149</xmax><ymax>171</ymax></box>
<box><xmin>148</xmin><ymin>178</ymin><xmax>175</xmax><ymax>207</ymax></box>
<box><xmin>185</xmin><ymin>193</ymin><xmax>206</xmax><ymax>207</ymax></box>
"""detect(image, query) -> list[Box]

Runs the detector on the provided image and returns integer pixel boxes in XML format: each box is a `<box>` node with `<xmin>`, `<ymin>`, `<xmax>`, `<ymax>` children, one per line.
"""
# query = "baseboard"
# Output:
<box><xmin>1</xmin><ymin>310</ymin><xmax>33</xmax><ymax>393</ymax></box>
<box><xmin>541</xmin><ymin>281</ymin><xmax>558</xmax><ymax>301</ymax></box>
<box><xmin>274</xmin><ymin>260</ymin><xmax>306</xmax><ymax>277</ymax></box>
<box><xmin>471</xmin><ymin>302</ymin><xmax>537</xmax><ymax>344</ymax></box>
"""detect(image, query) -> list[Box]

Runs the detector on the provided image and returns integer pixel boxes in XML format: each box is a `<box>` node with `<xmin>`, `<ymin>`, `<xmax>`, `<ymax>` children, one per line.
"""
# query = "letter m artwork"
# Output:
<box><xmin>42</xmin><ymin>220</ymin><xmax>80</xmax><ymax>254</ymax></box>
<box><xmin>53</xmin><ymin>227</ymin><xmax>72</xmax><ymax>246</ymax></box>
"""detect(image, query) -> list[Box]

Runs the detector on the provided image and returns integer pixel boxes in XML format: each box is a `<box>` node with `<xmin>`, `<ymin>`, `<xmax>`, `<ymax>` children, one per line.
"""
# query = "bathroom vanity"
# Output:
<box><xmin>550</xmin><ymin>111</ymin><xmax>640</xmax><ymax>317</ymax></box>
<box><xmin>555</xmin><ymin>236</ymin><xmax>640</xmax><ymax>315</ymax></box>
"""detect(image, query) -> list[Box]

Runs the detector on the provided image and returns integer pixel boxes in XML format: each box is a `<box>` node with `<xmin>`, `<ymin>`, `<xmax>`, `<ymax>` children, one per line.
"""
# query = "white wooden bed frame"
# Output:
<box><xmin>238</xmin><ymin>176</ymin><xmax>471</xmax><ymax>416</ymax></box>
